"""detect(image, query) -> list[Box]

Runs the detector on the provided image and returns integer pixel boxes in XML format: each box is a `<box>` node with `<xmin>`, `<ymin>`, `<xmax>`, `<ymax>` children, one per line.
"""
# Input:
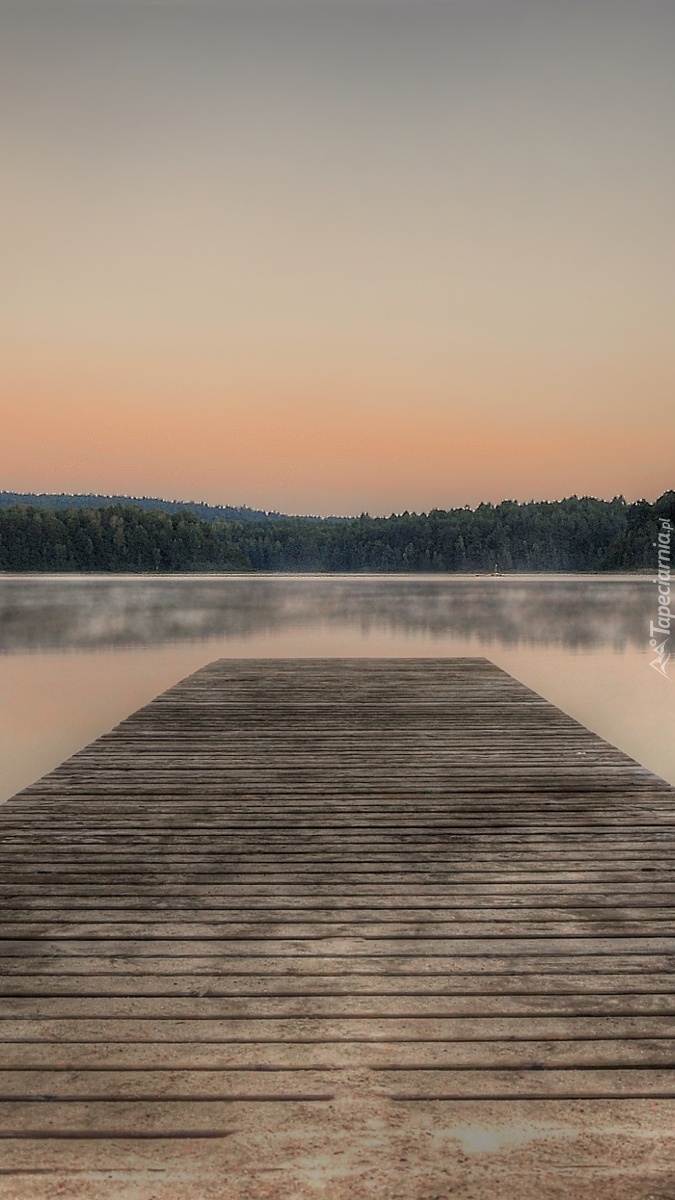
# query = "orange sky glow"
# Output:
<box><xmin>1</xmin><ymin>1</ymin><xmax>673</xmax><ymax>515</ymax></box>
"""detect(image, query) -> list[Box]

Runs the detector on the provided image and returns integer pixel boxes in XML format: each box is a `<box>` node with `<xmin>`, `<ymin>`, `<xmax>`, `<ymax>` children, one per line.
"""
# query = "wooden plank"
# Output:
<box><xmin>4</xmin><ymin>1038</ymin><xmax>675</xmax><ymax>1071</ymax></box>
<box><xmin>1</xmin><ymin>971</ymin><xmax>674</xmax><ymax>997</ymax></box>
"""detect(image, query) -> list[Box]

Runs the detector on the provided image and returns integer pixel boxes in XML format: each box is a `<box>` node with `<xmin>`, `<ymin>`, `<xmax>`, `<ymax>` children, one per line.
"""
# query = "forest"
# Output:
<box><xmin>0</xmin><ymin>493</ymin><xmax>672</xmax><ymax>574</ymax></box>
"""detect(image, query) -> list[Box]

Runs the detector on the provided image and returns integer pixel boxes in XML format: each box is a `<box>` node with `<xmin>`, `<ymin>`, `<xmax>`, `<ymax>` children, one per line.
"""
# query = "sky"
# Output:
<box><xmin>1</xmin><ymin>0</ymin><xmax>673</xmax><ymax>516</ymax></box>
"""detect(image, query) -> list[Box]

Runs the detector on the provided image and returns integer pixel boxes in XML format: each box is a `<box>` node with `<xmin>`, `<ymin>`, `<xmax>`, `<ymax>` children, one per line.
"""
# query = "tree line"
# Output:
<box><xmin>0</xmin><ymin>506</ymin><xmax>249</xmax><ymax>573</ymax></box>
<box><xmin>0</xmin><ymin>494</ymin><xmax>672</xmax><ymax>573</ymax></box>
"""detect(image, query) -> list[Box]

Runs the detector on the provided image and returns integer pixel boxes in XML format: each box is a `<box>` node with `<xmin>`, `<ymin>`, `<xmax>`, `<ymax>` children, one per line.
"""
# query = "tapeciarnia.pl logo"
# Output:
<box><xmin>650</xmin><ymin>517</ymin><xmax>672</xmax><ymax>678</ymax></box>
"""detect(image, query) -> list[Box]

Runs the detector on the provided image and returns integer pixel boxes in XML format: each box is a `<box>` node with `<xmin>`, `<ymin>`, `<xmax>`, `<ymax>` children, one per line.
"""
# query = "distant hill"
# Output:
<box><xmin>0</xmin><ymin>491</ymin><xmax>289</xmax><ymax>523</ymax></box>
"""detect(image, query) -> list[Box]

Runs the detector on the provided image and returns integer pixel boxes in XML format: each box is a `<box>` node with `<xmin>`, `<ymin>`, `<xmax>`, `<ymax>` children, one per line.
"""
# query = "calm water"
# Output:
<box><xmin>0</xmin><ymin>573</ymin><xmax>673</xmax><ymax>803</ymax></box>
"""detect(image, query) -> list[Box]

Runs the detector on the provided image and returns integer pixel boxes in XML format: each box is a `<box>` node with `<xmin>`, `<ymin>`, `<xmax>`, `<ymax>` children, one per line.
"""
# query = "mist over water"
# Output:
<box><xmin>0</xmin><ymin>574</ymin><xmax>672</xmax><ymax>802</ymax></box>
<box><xmin>0</xmin><ymin>574</ymin><xmax>652</xmax><ymax>652</ymax></box>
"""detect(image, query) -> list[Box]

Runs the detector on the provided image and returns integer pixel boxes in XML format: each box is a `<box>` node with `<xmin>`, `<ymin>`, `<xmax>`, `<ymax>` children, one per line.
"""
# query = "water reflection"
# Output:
<box><xmin>0</xmin><ymin>575</ymin><xmax>652</xmax><ymax>653</ymax></box>
<box><xmin>1</xmin><ymin>574</ymin><xmax>673</xmax><ymax>801</ymax></box>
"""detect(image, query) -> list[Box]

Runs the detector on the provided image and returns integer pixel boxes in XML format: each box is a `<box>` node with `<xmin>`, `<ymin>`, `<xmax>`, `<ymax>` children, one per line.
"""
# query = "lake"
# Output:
<box><xmin>0</xmin><ymin>573</ymin><xmax>672</xmax><ymax>803</ymax></box>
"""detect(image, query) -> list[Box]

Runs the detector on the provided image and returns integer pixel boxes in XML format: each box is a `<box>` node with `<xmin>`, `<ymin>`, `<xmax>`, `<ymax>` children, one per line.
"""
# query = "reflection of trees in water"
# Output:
<box><xmin>0</xmin><ymin>576</ymin><xmax>651</xmax><ymax>652</ymax></box>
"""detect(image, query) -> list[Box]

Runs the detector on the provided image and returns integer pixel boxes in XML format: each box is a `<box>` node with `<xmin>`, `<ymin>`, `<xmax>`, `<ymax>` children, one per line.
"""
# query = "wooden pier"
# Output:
<box><xmin>1</xmin><ymin>657</ymin><xmax>675</xmax><ymax>1199</ymax></box>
